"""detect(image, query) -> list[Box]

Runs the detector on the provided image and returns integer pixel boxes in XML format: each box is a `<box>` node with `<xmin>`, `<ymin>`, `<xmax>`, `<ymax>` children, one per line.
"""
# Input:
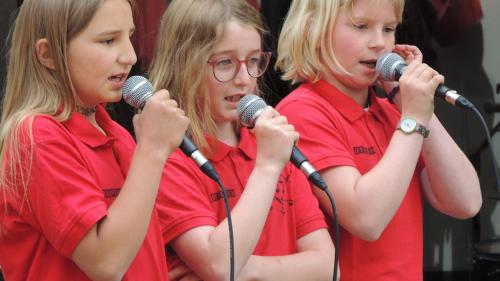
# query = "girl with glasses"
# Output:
<box><xmin>149</xmin><ymin>0</ymin><xmax>335</xmax><ymax>280</ymax></box>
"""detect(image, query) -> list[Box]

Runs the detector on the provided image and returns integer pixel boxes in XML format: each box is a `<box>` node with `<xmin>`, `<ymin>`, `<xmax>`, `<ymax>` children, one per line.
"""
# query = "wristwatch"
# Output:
<box><xmin>397</xmin><ymin>117</ymin><xmax>430</xmax><ymax>138</ymax></box>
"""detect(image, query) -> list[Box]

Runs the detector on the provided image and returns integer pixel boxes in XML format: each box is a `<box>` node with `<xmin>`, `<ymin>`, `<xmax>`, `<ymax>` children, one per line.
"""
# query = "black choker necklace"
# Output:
<box><xmin>76</xmin><ymin>105</ymin><xmax>97</xmax><ymax>116</ymax></box>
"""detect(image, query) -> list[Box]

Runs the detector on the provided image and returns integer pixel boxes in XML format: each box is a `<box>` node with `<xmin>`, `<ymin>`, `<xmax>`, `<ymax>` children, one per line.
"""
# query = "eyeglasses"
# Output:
<box><xmin>207</xmin><ymin>51</ymin><xmax>271</xmax><ymax>83</ymax></box>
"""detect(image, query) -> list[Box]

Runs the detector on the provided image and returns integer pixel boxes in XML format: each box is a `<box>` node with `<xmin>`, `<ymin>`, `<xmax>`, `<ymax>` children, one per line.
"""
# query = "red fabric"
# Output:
<box><xmin>432</xmin><ymin>0</ymin><xmax>483</xmax><ymax>46</ymax></box>
<box><xmin>133</xmin><ymin>0</ymin><xmax>167</xmax><ymax>70</ymax></box>
<box><xmin>246</xmin><ymin>0</ymin><xmax>260</xmax><ymax>10</ymax></box>
<box><xmin>0</xmin><ymin>105</ymin><xmax>168</xmax><ymax>281</ymax></box>
<box><xmin>277</xmin><ymin>80</ymin><xmax>424</xmax><ymax>281</ymax></box>
<box><xmin>156</xmin><ymin>127</ymin><xmax>327</xmax><ymax>267</ymax></box>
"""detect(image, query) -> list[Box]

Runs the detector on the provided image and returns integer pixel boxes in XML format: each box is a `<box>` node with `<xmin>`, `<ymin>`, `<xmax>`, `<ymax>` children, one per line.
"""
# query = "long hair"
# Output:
<box><xmin>276</xmin><ymin>0</ymin><xmax>404</xmax><ymax>84</ymax></box>
<box><xmin>0</xmin><ymin>0</ymin><xmax>134</xmax><ymax>225</ymax></box>
<box><xmin>148</xmin><ymin>0</ymin><xmax>265</xmax><ymax>154</ymax></box>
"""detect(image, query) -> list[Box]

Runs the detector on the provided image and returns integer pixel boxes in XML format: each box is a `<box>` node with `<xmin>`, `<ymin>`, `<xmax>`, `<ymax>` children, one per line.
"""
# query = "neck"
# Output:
<box><xmin>322</xmin><ymin>73</ymin><xmax>369</xmax><ymax>107</ymax></box>
<box><xmin>76</xmin><ymin>105</ymin><xmax>106</xmax><ymax>135</ymax></box>
<box><xmin>215</xmin><ymin>121</ymin><xmax>239</xmax><ymax>147</ymax></box>
<box><xmin>76</xmin><ymin>105</ymin><xmax>97</xmax><ymax>116</ymax></box>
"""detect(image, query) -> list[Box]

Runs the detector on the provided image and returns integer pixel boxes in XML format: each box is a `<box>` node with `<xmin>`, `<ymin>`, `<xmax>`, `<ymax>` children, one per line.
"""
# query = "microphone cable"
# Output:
<box><xmin>467</xmin><ymin>105</ymin><xmax>500</xmax><ymax>200</ymax></box>
<box><xmin>314</xmin><ymin>180</ymin><xmax>340</xmax><ymax>281</ymax></box>
<box><xmin>213</xmin><ymin>177</ymin><xmax>235</xmax><ymax>281</ymax></box>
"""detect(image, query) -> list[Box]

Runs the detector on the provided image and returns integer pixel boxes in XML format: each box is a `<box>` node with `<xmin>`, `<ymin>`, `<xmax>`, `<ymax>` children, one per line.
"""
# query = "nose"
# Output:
<box><xmin>368</xmin><ymin>30</ymin><xmax>386</xmax><ymax>50</ymax></box>
<box><xmin>233</xmin><ymin>62</ymin><xmax>252</xmax><ymax>85</ymax></box>
<box><xmin>118</xmin><ymin>38</ymin><xmax>137</xmax><ymax>66</ymax></box>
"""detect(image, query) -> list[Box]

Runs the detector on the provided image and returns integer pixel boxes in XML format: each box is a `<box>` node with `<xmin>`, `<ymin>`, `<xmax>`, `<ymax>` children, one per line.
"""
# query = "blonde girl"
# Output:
<box><xmin>0</xmin><ymin>0</ymin><xmax>188</xmax><ymax>280</ymax></box>
<box><xmin>276</xmin><ymin>0</ymin><xmax>482</xmax><ymax>280</ymax></box>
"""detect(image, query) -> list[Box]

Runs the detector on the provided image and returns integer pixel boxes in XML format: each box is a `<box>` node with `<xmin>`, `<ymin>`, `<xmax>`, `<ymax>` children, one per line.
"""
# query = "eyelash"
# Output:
<box><xmin>353</xmin><ymin>23</ymin><xmax>397</xmax><ymax>33</ymax></box>
<box><xmin>101</xmin><ymin>38</ymin><xmax>114</xmax><ymax>45</ymax></box>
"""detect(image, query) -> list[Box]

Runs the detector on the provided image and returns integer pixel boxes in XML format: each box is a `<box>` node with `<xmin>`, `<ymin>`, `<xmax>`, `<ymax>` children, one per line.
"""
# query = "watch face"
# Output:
<box><xmin>400</xmin><ymin>118</ymin><xmax>417</xmax><ymax>132</ymax></box>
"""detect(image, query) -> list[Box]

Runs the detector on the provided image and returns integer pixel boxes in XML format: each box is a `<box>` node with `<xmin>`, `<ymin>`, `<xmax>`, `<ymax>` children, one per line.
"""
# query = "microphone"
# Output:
<box><xmin>237</xmin><ymin>94</ymin><xmax>327</xmax><ymax>190</ymax></box>
<box><xmin>122</xmin><ymin>75</ymin><xmax>220</xmax><ymax>181</ymax></box>
<box><xmin>376</xmin><ymin>53</ymin><xmax>475</xmax><ymax>109</ymax></box>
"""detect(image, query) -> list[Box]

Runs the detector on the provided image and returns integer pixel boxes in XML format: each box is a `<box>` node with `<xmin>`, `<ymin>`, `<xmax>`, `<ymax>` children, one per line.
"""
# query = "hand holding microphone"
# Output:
<box><xmin>123</xmin><ymin>76</ymin><xmax>220</xmax><ymax>181</ymax></box>
<box><xmin>376</xmin><ymin>52</ymin><xmax>475</xmax><ymax>110</ymax></box>
<box><xmin>253</xmin><ymin>106</ymin><xmax>300</xmax><ymax>172</ymax></box>
<box><xmin>237</xmin><ymin>95</ymin><xmax>327</xmax><ymax>190</ymax></box>
<box><xmin>127</xmin><ymin>85</ymin><xmax>189</xmax><ymax>159</ymax></box>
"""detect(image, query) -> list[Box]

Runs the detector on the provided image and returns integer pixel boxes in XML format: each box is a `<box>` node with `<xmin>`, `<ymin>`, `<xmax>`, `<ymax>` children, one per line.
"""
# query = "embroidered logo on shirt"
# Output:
<box><xmin>103</xmin><ymin>188</ymin><xmax>121</xmax><ymax>198</ymax></box>
<box><xmin>210</xmin><ymin>189</ymin><xmax>236</xmax><ymax>202</ymax></box>
<box><xmin>272</xmin><ymin>174</ymin><xmax>294</xmax><ymax>215</ymax></box>
<box><xmin>353</xmin><ymin>146</ymin><xmax>375</xmax><ymax>155</ymax></box>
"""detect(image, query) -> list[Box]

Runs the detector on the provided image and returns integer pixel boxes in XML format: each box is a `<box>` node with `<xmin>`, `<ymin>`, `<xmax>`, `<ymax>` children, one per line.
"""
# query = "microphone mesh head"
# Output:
<box><xmin>237</xmin><ymin>94</ymin><xmax>267</xmax><ymax>127</ymax></box>
<box><xmin>122</xmin><ymin>75</ymin><xmax>154</xmax><ymax>109</ymax></box>
<box><xmin>376</xmin><ymin>53</ymin><xmax>404</xmax><ymax>81</ymax></box>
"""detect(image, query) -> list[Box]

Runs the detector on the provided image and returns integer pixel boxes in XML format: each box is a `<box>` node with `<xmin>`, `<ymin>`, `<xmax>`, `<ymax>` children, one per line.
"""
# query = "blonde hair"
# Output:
<box><xmin>0</xmin><ymin>0</ymin><xmax>134</xmax><ymax>225</ymax></box>
<box><xmin>277</xmin><ymin>0</ymin><xmax>404</xmax><ymax>84</ymax></box>
<box><xmin>148</xmin><ymin>0</ymin><xmax>265</xmax><ymax>155</ymax></box>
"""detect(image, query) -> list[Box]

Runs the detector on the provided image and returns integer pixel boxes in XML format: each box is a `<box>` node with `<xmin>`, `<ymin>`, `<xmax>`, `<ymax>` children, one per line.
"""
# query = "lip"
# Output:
<box><xmin>224</xmin><ymin>94</ymin><xmax>245</xmax><ymax>103</ymax></box>
<box><xmin>108</xmin><ymin>72</ymin><xmax>128</xmax><ymax>89</ymax></box>
<box><xmin>360</xmin><ymin>59</ymin><xmax>377</xmax><ymax>69</ymax></box>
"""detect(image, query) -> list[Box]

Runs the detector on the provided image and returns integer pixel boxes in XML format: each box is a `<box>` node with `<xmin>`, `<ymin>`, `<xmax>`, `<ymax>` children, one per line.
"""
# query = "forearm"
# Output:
<box><xmin>73</xmin><ymin>144</ymin><xmax>169</xmax><ymax>279</ymax></box>
<box><xmin>238</xmin><ymin>251</ymin><xmax>335</xmax><ymax>281</ymax></box>
<box><xmin>421</xmin><ymin>115</ymin><xmax>482</xmax><ymax>217</ymax></box>
<box><xmin>319</xmin><ymin>131</ymin><xmax>424</xmax><ymax>240</ymax></box>
<box><xmin>201</xmin><ymin>164</ymin><xmax>283</xmax><ymax>280</ymax></box>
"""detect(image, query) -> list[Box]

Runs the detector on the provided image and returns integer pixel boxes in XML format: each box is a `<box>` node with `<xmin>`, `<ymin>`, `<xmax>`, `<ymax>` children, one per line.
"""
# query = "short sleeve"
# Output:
<box><xmin>22</xmin><ymin>119</ymin><xmax>107</xmax><ymax>257</ymax></box>
<box><xmin>156</xmin><ymin>151</ymin><xmax>218</xmax><ymax>244</ymax></box>
<box><xmin>288</xmin><ymin>167</ymin><xmax>327</xmax><ymax>238</ymax></box>
<box><xmin>278</xmin><ymin>95</ymin><xmax>356</xmax><ymax>172</ymax></box>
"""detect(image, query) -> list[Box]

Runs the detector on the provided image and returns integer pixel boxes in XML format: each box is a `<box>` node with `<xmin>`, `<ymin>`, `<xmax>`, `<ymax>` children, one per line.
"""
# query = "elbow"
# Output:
<box><xmin>356</xmin><ymin>227</ymin><xmax>384</xmax><ymax>242</ymax></box>
<box><xmin>204</xmin><ymin>262</ymin><xmax>233</xmax><ymax>281</ymax></box>
<box><xmin>455</xmin><ymin>196</ymin><xmax>482</xmax><ymax>219</ymax></box>
<box><xmin>348</xmin><ymin>216</ymin><xmax>387</xmax><ymax>242</ymax></box>
<box><xmin>78</xmin><ymin>258</ymin><xmax>127</xmax><ymax>281</ymax></box>
<box><xmin>83</xmin><ymin>265</ymin><xmax>125</xmax><ymax>281</ymax></box>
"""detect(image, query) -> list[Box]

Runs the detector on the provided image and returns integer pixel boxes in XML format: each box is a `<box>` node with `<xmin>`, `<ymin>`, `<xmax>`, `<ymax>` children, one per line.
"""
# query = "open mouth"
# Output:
<box><xmin>224</xmin><ymin>95</ymin><xmax>244</xmax><ymax>102</ymax></box>
<box><xmin>109</xmin><ymin>73</ymin><xmax>127</xmax><ymax>82</ymax></box>
<box><xmin>361</xmin><ymin>60</ymin><xmax>377</xmax><ymax>69</ymax></box>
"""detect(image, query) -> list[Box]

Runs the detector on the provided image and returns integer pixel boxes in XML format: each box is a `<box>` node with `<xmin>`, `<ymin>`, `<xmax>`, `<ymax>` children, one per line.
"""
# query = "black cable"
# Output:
<box><xmin>214</xmin><ymin>178</ymin><xmax>235</xmax><ymax>281</ymax></box>
<box><xmin>309</xmin><ymin>177</ymin><xmax>339</xmax><ymax>281</ymax></box>
<box><xmin>325</xmin><ymin>188</ymin><xmax>340</xmax><ymax>281</ymax></box>
<box><xmin>469</xmin><ymin>105</ymin><xmax>500</xmax><ymax>200</ymax></box>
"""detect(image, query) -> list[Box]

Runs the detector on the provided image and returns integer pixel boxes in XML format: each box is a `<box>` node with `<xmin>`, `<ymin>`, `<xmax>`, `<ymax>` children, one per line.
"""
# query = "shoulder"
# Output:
<box><xmin>18</xmin><ymin>114</ymin><xmax>70</xmax><ymax>145</ymax></box>
<box><xmin>277</xmin><ymin>83</ymin><xmax>325</xmax><ymax>112</ymax></box>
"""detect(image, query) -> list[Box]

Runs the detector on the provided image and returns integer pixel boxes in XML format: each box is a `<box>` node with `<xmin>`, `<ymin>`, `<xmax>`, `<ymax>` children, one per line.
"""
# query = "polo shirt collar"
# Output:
<box><xmin>310</xmin><ymin>79</ymin><xmax>383</xmax><ymax>122</ymax></box>
<box><xmin>63</xmin><ymin>105</ymin><xmax>116</xmax><ymax>148</ymax></box>
<box><xmin>208</xmin><ymin>127</ymin><xmax>255</xmax><ymax>162</ymax></box>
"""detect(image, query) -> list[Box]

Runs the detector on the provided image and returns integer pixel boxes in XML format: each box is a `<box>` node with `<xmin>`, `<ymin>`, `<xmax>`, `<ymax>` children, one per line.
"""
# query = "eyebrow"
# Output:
<box><xmin>212</xmin><ymin>49</ymin><xmax>261</xmax><ymax>56</ymax></box>
<box><xmin>96</xmin><ymin>27</ymin><xmax>136</xmax><ymax>36</ymax></box>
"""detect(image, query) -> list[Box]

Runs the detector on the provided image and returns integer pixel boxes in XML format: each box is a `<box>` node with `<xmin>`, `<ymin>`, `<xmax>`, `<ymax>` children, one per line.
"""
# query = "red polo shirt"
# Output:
<box><xmin>0</xmin><ymin>105</ymin><xmax>168</xmax><ymax>281</ymax></box>
<box><xmin>277</xmin><ymin>80</ymin><xmax>424</xmax><ymax>281</ymax></box>
<box><xmin>156</xmin><ymin>127</ymin><xmax>327</xmax><ymax>268</ymax></box>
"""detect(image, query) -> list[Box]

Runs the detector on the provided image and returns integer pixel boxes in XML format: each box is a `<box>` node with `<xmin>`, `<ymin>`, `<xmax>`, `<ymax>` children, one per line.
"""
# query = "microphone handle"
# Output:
<box><xmin>436</xmin><ymin>84</ymin><xmax>474</xmax><ymax>109</ymax></box>
<box><xmin>179</xmin><ymin>136</ymin><xmax>220</xmax><ymax>181</ymax></box>
<box><xmin>290</xmin><ymin>146</ymin><xmax>327</xmax><ymax>190</ymax></box>
<box><xmin>179</xmin><ymin>136</ymin><xmax>198</xmax><ymax>155</ymax></box>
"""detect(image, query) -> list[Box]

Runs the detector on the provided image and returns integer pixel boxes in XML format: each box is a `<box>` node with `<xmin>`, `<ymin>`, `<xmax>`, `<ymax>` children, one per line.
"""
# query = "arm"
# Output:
<box><xmin>238</xmin><ymin>228</ymin><xmax>337</xmax><ymax>281</ymax></box>
<box><xmin>315</xmin><ymin>46</ymin><xmax>446</xmax><ymax>241</ymax></box>
<box><xmin>314</xmin><ymin>132</ymin><xmax>424</xmax><ymax>241</ymax></box>
<box><xmin>385</xmin><ymin>44</ymin><xmax>481</xmax><ymax>218</ymax></box>
<box><xmin>419</xmin><ymin>115</ymin><xmax>481</xmax><ymax>218</ymax></box>
<box><xmin>169</xmin><ymin>108</ymin><xmax>300</xmax><ymax>281</ymax></box>
<box><xmin>168</xmin><ymin>229</ymin><xmax>336</xmax><ymax>281</ymax></box>
<box><xmin>72</xmin><ymin>90</ymin><xmax>189</xmax><ymax>281</ymax></box>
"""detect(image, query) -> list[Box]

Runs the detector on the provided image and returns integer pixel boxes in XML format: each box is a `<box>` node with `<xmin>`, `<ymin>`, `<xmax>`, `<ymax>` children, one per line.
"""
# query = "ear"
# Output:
<box><xmin>35</xmin><ymin>38</ymin><xmax>55</xmax><ymax>70</ymax></box>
